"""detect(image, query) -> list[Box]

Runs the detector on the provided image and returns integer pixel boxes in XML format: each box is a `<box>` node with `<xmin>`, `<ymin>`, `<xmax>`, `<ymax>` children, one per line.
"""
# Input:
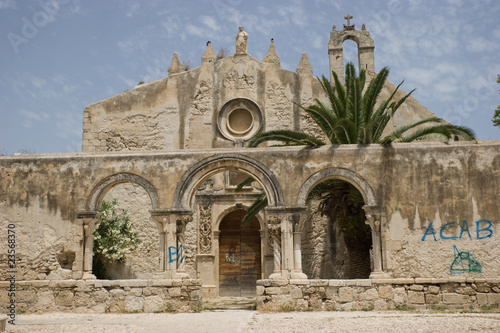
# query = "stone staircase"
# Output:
<box><xmin>203</xmin><ymin>297</ymin><xmax>257</xmax><ymax>311</ymax></box>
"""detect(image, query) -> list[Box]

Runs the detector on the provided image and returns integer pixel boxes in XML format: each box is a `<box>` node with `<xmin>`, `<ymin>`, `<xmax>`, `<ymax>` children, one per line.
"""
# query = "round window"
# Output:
<box><xmin>217</xmin><ymin>98</ymin><xmax>262</xmax><ymax>141</ymax></box>
<box><xmin>227</xmin><ymin>108</ymin><xmax>254</xmax><ymax>135</ymax></box>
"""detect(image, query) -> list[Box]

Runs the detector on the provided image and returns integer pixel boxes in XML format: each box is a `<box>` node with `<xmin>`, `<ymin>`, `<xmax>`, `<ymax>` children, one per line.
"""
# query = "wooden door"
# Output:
<box><xmin>219</xmin><ymin>210</ymin><xmax>261</xmax><ymax>297</ymax></box>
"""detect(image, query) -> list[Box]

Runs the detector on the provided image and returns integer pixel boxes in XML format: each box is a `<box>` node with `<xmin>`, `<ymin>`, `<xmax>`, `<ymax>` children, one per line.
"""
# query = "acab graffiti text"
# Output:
<box><xmin>422</xmin><ymin>220</ymin><xmax>493</xmax><ymax>241</ymax></box>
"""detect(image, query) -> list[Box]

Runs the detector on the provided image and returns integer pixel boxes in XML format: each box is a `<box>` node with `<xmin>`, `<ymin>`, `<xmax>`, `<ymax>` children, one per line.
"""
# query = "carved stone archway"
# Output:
<box><xmin>172</xmin><ymin>153</ymin><xmax>284</xmax><ymax>210</ymax></box>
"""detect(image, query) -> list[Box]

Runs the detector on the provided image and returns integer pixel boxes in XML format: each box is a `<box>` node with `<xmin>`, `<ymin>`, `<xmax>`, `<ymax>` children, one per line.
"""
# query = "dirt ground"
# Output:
<box><xmin>5</xmin><ymin>310</ymin><xmax>500</xmax><ymax>333</ymax></box>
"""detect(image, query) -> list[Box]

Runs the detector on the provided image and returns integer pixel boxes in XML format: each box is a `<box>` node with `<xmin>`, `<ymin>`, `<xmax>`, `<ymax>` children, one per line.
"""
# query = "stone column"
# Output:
<box><xmin>267</xmin><ymin>215</ymin><xmax>283</xmax><ymax>280</ymax></box>
<box><xmin>76</xmin><ymin>211</ymin><xmax>100</xmax><ymax>280</ymax></box>
<box><xmin>363</xmin><ymin>205</ymin><xmax>388</xmax><ymax>279</ymax></box>
<box><xmin>150</xmin><ymin>213</ymin><xmax>168</xmax><ymax>275</ymax></box>
<box><xmin>175</xmin><ymin>214</ymin><xmax>193</xmax><ymax>279</ymax></box>
<box><xmin>290</xmin><ymin>212</ymin><xmax>307</xmax><ymax>279</ymax></box>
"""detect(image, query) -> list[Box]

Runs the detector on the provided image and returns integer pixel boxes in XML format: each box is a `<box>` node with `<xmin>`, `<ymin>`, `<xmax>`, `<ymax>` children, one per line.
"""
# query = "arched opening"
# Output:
<box><xmin>85</xmin><ymin>173</ymin><xmax>160</xmax><ymax>280</ymax></box>
<box><xmin>92</xmin><ymin>183</ymin><xmax>159</xmax><ymax>280</ymax></box>
<box><xmin>297</xmin><ymin>168</ymin><xmax>378</xmax><ymax>279</ymax></box>
<box><xmin>343</xmin><ymin>39</ymin><xmax>359</xmax><ymax>73</ymax></box>
<box><xmin>218</xmin><ymin>210</ymin><xmax>261</xmax><ymax>297</ymax></box>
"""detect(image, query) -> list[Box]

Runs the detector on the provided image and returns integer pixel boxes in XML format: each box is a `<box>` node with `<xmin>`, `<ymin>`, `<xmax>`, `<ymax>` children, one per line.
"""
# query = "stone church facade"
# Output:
<box><xmin>1</xmin><ymin>20</ymin><xmax>499</xmax><ymax>313</ymax></box>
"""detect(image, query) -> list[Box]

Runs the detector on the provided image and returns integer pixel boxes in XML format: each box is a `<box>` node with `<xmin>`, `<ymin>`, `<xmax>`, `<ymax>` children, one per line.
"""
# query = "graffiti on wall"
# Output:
<box><xmin>225</xmin><ymin>247</ymin><xmax>240</xmax><ymax>265</ymax></box>
<box><xmin>450</xmin><ymin>245</ymin><xmax>482</xmax><ymax>274</ymax></box>
<box><xmin>422</xmin><ymin>220</ymin><xmax>493</xmax><ymax>241</ymax></box>
<box><xmin>168</xmin><ymin>244</ymin><xmax>185</xmax><ymax>264</ymax></box>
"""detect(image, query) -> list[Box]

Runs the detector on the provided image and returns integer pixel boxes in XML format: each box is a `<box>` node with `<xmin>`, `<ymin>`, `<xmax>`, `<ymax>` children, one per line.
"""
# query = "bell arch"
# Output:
<box><xmin>328</xmin><ymin>16</ymin><xmax>375</xmax><ymax>84</ymax></box>
<box><xmin>172</xmin><ymin>153</ymin><xmax>284</xmax><ymax>210</ymax></box>
<box><xmin>86</xmin><ymin>172</ymin><xmax>160</xmax><ymax>211</ymax></box>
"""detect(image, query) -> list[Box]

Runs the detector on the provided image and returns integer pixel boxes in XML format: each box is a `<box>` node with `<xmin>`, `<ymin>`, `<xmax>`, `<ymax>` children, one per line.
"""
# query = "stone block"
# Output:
<box><xmin>487</xmin><ymin>293</ymin><xmax>500</xmax><ymax>305</ymax></box>
<box><xmin>290</xmin><ymin>286</ymin><xmax>303</xmax><ymax>299</ymax></box>
<box><xmin>295</xmin><ymin>299</ymin><xmax>309</xmax><ymax>311</ymax></box>
<box><xmin>355</xmin><ymin>280</ymin><xmax>372</xmax><ymax>287</ymax></box>
<box><xmin>168</xmin><ymin>287</ymin><xmax>181</xmax><ymax>297</ymax></box>
<box><xmin>456</xmin><ymin>286</ymin><xmax>476</xmax><ymax>295</ymax></box>
<box><xmin>378</xmin><ymin>285</ymin><xmax>393</xmax><ymax>300</ymax></box>
<box><xmin>109</xmin><ymin>289</ymin><xmax>125</xmax><ymax>299</ymax></box>
<box><xmin>152</xmin><ymin>279</ymin><xmax>173</xmax><ymax>287</ymax></box>
<box><xmin>74</xmin><ymin>291</ymin><xmax>92</xmax><ymax>307</ymax></box>
<box><xmin>17</xmin><ymin>290</ymin><xmax>36</xmax><ymax>303</ymax></box>
<box><xmin>129</xmin><ymin>288</ymin><xmax>143</xmax><ymax>297</ymax></box>
<box><xmin>476</xmin><ymin>293</ymin><xmax>487</xmax><ymax>305</ymax></box>
<box><xmin>442</xmin><ymin>293</ymin><xmax>471</xmax><ymax>304</ymax></box>
<box><xmin>279</xmin><ymin>286</ymin><xmax>290</xmax><ymax>295</ymax></box>
<box><xmin>338</xmin><ymin>287</ymin><xmax>355</xmax><ymax>303</ymax></box>
<box><xmin>425</xmin><ymin>294</ymin><xmax>441</xmax><ymax>304</ymax></box>
<box><xmin>393</xmin><ymin>287</ymin><xmax>407</xmax><ymax>304</ymax></box>
<box><xmin>410</xmin><ymin>285</ymin><xmax>424</xmax><ymax>291</ymax></box>
<box><xmin>35</xmin><ymin>291</ymin><xmax>55</xmax><ymax>309</ymax></box>
<box><xmin>407</xmin><ymin>291</ymin><xmax>424</xmax><ymax>304</ymax></box>
<box><xmin>427</xmin><ymin>286</ymin><xmax>440</xmax><ymax>294</ymax></box>
<box><xmin>55</xmin><ymin>290</ymin><xmax>74</xmax><ymax>307</ymax></box>
<box><xmin>143</xmin><ymin>296</ymin><xmax>164</xmax><ymax>313</ymax></box>
<box><xmin>374</xmin><ymin>299</ymin><xmax>388</xmax><ymax>310</ymax></box>
<box><xmin>265</xmin><ymin>287</ymin><xmax>280</xmax><ymax>295</ymax></box>
<box><xmin>363</xmin><ymin>288</ymin><xmax>379</xmax><ymax>301</ymax></box>
<box><xmin>325</xmin><ymin>286</ymin><xmax>338</xmax><ymax>299</ymax></box>
<box><xmin>309</xmin><ymin>296</ymin><xmax>323</xmax><ymax>310</ymax></box>
<box><xmin>310</xmin><ymin>280</ymin><xmax>329</xmax><ymax>287</ymax></box>
<box><xmin>125</xmin><ymin>295</ymin><xmax>143</xmax><ymax>312</ymax></box>
<box><xmin>256</xmin><ymin>285</ymin><xmax>265</xmax><ymax>296</ymax></box>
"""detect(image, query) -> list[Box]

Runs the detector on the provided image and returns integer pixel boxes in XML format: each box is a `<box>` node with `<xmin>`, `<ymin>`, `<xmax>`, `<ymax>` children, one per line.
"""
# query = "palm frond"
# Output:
<box><xmin>247</xmin><ymin>130</ymin><xmax>325</xmax><ymax>148</ymax></box>
<box><xmin>241</xmin><ymin>194</ymin><xmax>268</xmax><ymax>227</ymax></box>
<box><xmin>235</xmin><ymin>176</ymin><xmax>255</xmax><ymax>192</ymax></box>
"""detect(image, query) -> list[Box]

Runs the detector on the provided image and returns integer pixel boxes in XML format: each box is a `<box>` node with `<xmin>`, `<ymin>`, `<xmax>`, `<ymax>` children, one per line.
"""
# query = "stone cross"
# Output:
<box><xmin>344</xmin><ymin>14</ymin><xmax>353</xmax><ymax>26</ymax></box>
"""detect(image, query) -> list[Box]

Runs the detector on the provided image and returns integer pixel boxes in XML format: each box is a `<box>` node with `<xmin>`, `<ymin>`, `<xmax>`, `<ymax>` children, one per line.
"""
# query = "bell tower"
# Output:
<box><xmin>328</xmin><ymin>14</ymin><xmax>375</xmax><ymax>84</ymax></box>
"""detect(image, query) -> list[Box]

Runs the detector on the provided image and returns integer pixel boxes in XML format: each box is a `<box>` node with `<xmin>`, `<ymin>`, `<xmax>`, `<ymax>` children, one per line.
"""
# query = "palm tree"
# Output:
<box><xmin>239</xmin><ymin>62</ymin><xmax>475</xmax><ymax>225</ymax></box>
<box><xmin>248</xmin><ymin>62</ymin><xmax>474</xmax><ymax>147</ymax></box>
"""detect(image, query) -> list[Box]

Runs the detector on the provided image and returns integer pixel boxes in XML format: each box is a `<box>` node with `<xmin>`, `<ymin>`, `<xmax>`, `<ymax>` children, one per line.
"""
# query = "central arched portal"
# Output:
<box><xmin>219</xmin><ymin>210</ymin><xmax>261</xmax><ymax>297</ymax></box>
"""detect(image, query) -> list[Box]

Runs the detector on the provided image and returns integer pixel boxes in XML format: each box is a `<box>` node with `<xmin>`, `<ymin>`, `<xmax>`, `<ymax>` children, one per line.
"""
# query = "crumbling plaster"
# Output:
<box><xmin>1</xmin><ymin>141</ymin><xmax>499</xmax><ymax>280</ymax></box>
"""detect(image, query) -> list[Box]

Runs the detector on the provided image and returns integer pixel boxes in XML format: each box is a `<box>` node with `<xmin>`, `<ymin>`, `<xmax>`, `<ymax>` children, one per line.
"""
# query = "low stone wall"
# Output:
<box><xmin>256</xmin><ymin>278</ymin><xmax>500</xmax><ymax>311</ymax></box>
<box><xmin>0</xmin><ymin>279</ymin><xmax>202</xmax><ymax>314</ymax></box>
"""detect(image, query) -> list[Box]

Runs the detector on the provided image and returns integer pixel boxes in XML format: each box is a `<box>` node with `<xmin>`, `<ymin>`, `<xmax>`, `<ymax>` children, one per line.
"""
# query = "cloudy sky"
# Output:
<box><xmin>1</xmin><ymin>0</ymin><xmax>499</xmax><ymax>154</ymax></box>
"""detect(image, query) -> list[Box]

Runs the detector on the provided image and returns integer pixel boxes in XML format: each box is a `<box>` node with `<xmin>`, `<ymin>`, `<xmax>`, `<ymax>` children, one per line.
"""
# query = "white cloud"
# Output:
<box><xmin>200</xmin><ymin>15</ymin><xmax>220</xmax><ymax>31</ymax></box>
<box><xmin>186</xmin><ymin>24</ymin><xmax>205</xmax><ymax>37</ymax></box>
<box><xmin>126</xmin><ymin>1</ymin><xmax>140</xmax><ymax>17</ymax></box>
<box><xmin>0</xmin><ymin>0</ymin><xmax>15</xmax><ymax>10</ymax></box>
<box><xmin>465</xmin><ymin>36</ymin><xmax>498</xmax><ymax>53</ymax></box>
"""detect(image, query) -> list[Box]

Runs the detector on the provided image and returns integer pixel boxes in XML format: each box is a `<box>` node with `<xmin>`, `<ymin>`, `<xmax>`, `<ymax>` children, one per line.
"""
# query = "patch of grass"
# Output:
<box><xmin>427</xmin><ymin>304</ymin><xmax>447</xmax><ymax>312</ymax></box>
<box><xmin>190</xmin><ymin>301</ymin><xmax>203</xmax><ymax>313</ymax></box>
<box><xmin>279</xmin><ymin>302</ymin><xmax>295</xmax><ymax>312</ymax></box>
<box><xmin>395</xmin><ymin>304</ymin><xmax>415</xmax><ymax>311</ymax></box>
<box><xmin>164</xmin><ymin>303</ymin><xmax>175</xmax><ymax>313</ymax></box>
<box><xmin>361</xmin><ymin>305</ymin><xmax>374</xmax><ymax>311</ymax></box>
<box><xmin>480</xmin><ymin>303</ymin><xmax>500</xmax><ymax>313</ymax></box>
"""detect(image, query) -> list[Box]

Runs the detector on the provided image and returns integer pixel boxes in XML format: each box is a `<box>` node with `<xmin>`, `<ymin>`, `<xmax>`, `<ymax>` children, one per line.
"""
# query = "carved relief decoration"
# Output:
<box><xmin>198</xmin><ymin>202</ymin><xmax>213</xmax><ymax>254</ymax></box>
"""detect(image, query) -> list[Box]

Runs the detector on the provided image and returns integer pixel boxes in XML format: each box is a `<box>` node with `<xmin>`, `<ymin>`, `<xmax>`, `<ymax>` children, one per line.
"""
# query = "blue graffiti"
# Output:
<box><xmin>450</xmin><ymin>245</ymin><xmax>482</xmax><ymax>274</ymax></box>
<box><xmin>422</xmin><ymin>220</ymin><xmax>493</xmax><ymax>241</ymax></box>
<box><xmin>168</xmin><ymin>244</ymin><xmax>185</xmax><ymax>264</ymax></box>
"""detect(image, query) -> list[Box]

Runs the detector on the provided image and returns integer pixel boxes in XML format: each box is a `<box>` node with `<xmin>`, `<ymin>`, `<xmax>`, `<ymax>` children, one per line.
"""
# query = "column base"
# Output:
<box><xmin>82</xmin><ymin>272</ymin><xmax>96</xmax><ymax>280</ymax></box>
<box><xmin>269</xmin><ymin>272</ymin><xmax>284</xmax><ymax>280</ymax></box>
<box><xmin>174</xmin><ymin>271</ymin><xmax>191</xmax><ymax>279</ymax></box>
<box><xmin>291</xmin><ymin>271</ymin><xmax>308</xmax><ymax>279</ymax></box>
<box><xmin>369</xmin><ymin>270</ymin><xmax>390</xmax><ymax>279</ymax></box>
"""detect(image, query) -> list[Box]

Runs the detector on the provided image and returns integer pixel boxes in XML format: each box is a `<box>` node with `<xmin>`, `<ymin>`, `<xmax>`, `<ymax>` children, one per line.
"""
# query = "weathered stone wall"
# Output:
<box><xmin>0</xmin><ymin>279</ymin><xmax>201</xmax><ymax>314</ymax></box>
<box><xmin>257</xmin><ymin>278</ymin><xmax>500</xmax><ymax>311</ymax></box>
<box><xmin>82</xmin><ymin>52</ymin><xmax>438</xmax><ymax>152</ymax></box>
<box><xmin>1</xmin><ymin>141</ymin><xmax>499</xmax><ymax>283</ymax></box>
